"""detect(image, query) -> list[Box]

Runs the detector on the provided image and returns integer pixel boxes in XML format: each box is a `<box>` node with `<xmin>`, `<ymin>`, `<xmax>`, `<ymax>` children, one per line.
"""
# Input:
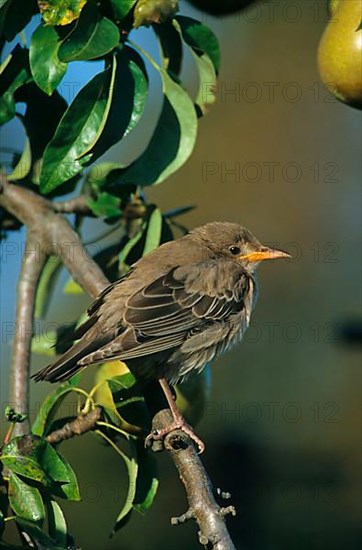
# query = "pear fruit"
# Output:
<box><xmin>318</xmin><ymin>0</ymin><xmax>362</xmax><ymax>108</ymax></box>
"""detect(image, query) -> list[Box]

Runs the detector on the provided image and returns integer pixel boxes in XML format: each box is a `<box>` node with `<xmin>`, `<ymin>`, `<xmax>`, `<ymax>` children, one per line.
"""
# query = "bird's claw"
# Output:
<box><xmin>145</xmin><ymin>421</ymin><xmax>205</xmax><ymax>454</ymax></box>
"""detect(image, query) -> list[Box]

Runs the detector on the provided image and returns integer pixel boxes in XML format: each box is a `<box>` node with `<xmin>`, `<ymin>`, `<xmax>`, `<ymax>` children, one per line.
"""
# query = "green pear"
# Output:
<box><xmin>318</xmin><ymin>0</ymin><xmax>362</xmax><ymax>108</ymax></box>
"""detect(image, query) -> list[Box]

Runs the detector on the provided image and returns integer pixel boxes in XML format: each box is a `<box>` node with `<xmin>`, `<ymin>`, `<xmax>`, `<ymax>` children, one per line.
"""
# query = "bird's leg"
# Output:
<box><xmin>145</xmin><ymin>377</ymin><xmax>205</xmax><ymax>454</ymax></box>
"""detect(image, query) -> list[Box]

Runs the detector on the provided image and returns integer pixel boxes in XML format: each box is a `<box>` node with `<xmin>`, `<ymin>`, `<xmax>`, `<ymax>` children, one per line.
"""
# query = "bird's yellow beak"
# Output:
<box><xmin>238</xmin><ymin>247</ymin><xmax>291</xmax><ymax>263</ymax></box>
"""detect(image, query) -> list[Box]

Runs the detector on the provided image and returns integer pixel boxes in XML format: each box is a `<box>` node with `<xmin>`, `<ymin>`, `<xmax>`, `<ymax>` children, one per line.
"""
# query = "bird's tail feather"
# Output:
<box><xmin>31</xmin><ymin>337</ymin><xmax>100</xmax><ymax>383</ymax></box>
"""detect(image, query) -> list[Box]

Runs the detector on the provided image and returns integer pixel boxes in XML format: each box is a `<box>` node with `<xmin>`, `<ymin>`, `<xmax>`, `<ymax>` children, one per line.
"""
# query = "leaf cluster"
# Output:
<box><xmin>0</xmin><ymin>371</ymin><xmax>159</xmax><ymax>546</ymax></box>
<box><xmin>1</xmin><ymin>0</ymin><xmax>219</xmax><ymax>200</ymax></box>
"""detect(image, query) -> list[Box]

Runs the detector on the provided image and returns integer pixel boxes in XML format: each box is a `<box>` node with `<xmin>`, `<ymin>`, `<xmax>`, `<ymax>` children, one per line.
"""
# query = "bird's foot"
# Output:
<box><xmin>145</xmin><ymin>419</ymin><xmax>205</xmax><ymax>454</ymax></box>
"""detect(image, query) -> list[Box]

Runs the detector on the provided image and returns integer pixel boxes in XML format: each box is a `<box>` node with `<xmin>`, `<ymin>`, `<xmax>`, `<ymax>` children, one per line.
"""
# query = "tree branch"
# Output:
<box><xmin>9</xmin><ymin>235</ymin><xmax>47</xmax><ymax>436</ymax></box>
<box><xmin>0</xmin><ymin>177</ymin><xmax>109</xmax><ymax>299</ymax></box>
<box><xmin>43</xmin><ymin>404</ymin><xmax>237</xmax><ymax>548</ymax></box>
<box><xmin>0</xmin><ymin>175</ymin><xmax>110</xmax><ymax>438</ymax></box>
<box><xmin>50</xmin><ymin>212</ymin><xmax>109</xmax><ymax>298</ymax></box>
<box><xmin>150</xmin><ymin>409</ymin><xmax>236</xmax><ymax>549</ymax></box>
<box><xmin>46</xmin><ymin>407</ymin><xmax>103</xmax><ymax>444</ymax></box>
<box><xmin>52</xmin><ymin>195</ymin><xmax>92</xmax><ymax>215</ymax></box>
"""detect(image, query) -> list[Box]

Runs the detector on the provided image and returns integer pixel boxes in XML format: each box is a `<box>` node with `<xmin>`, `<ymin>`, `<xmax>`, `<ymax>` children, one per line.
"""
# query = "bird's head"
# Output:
<box><xmin>191</xmin><ymin>222</ymin><xmax>290</xmax><ymax>272</ymax></box>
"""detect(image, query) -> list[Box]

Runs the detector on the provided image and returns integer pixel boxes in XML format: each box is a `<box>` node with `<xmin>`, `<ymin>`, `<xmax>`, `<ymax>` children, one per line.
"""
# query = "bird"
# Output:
<box><xmin>32</xmin><ymin>221</ymin><xmax>290</xmax><ymax>452</ymax></box>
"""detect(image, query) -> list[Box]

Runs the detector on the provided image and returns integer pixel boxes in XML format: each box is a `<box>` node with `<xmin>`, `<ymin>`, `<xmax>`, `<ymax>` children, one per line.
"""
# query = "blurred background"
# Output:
<box><xmin>1</xmin><ymin>0</ymin><xmax>361</xmax><ymax>548</ymax></box>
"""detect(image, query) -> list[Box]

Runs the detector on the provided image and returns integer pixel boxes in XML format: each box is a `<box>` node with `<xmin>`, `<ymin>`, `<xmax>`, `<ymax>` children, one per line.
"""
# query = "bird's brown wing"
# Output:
<box><xmin>31</xmin><ymin>272</ymin><xmax>134</xmax><ymax>382</ymax></box>
<box><xmin>78</xmin><ymin>262</ymin><xmax>249</xmax><ymax>366</ymax></box>
<box><xmin>71</xmin><ymin>269</ymin><xmax>134</xmax><ymax>340</ymax></box>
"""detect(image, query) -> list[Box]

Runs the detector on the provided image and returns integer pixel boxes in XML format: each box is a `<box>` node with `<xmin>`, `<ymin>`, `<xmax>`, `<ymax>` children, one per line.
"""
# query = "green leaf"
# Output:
<box><xmin>47</xmin><ymin>499</ymin><xmax>67</xmax><ymax>546</ymax></box>
<box><xmin>1</xmin><ymin>435</ymin><xmax>81</xmax><ymax>501</ymax></box>
<box><xmin>110</xmin><ymin>0</ymin><xmax>137</xmax><ymax>20</ymax></box>
<box><xmin>142</xmin><ymin>207</ymin><xmax>162</xmax><ymax>255</ymax></box>
<box><xmin>89</xmin><ymin>47</ymin><xmax>148</xmax><ymax>158</ymax></box>
<box><xmin>7</xmin><ymin>138</ymin><xmax>31</xmax><ymax>181</ymax></box>
<box><xmin>133</xmin><ymin>442</ymin><xmax>158</xmax><ymax>514</ymax></box>
<box><xmin>0</xmin><ymin>436</ymin><xmax>70</xmax><ymax>485</ymax></box>
<box><xmin>40</xmin><ymin>56</ymin><xmax>117</xmax><ymax>193</ymax></box>
<box><xmin>16</xmin><ymin>83</ymin><xmax>68</xmax><ymax>167</ymax></box>
<box><xmin>173</xmin><ymin>18</ymin><xmax>217</xmax><ymax>114</ymax></box>
<box><xmin>34</xmin><ymin>255</ymin><xmax>63</xmax><ymax>319</ymax></box>
<box><xmin>8</xmin><ymin>473</ymin><xmax>45</xmax><ymax>524</ymax></box>
<box><xmin>58</xmin><ymin>2</ymin><xmax>120</xmax><ymax>62</ymax></box>
<box><xmin>116</xmin><ymin>67</ymin><xmax>198</xmax><ymax>186</ymax></box>
<box><xmin>50</xmin><ymin>453</ymin><xmax>81</xmax><ymax>501</ymax></box>
<box><xmin>184</xmin><ymin>44</ymin><xmax>217</xmax><ymax>115</ymax></box>
<box><xmin>86</xmin><ymin>191</ymin><xmax>121</xmax><ymax>218</ymax></box>
<box><xmin>175</xmin><ymin>15</ymin><xmax>220</xmax><ymax>74</ymax></box>
<box><xmin>63</xmin><ymin>278</ymin><xmax>84</xmax><ymax>294</ymax></box>
<box><xmin>118</xmin><ymin>226</ymin><xmax>145</xmax><ymax>272</ymax></box>
<box><xmin>86</xmin><ymin>161</ymin><xmax>125</xmax><ymax>189</ymax></box>
<box><xmin>1</xmin><ymin>439</ymin><xmax>49</xmax><ymax>485</ymax></box>
<box><xmin>112</xmin><ymin>438</ymin><xmax>158</xmax><ymax>533</ymax></box>
<box><xmin>37</xmin><ymin>443</ymin><xmax>71</xmax><ymax>483</ymax></box>
<box><xmin>106</xmin><ymin>373</ymin><xmax>149</xmax><ymax>432</ymax></box>
<box><xmin>0</xmin><ymin>46</ymin><xmax>31</xmax><ymax>125</ymax></box>
<box><xmin>157</xmin><ymin>19</ymin><xmax>217</xmax><ymax>115</ymax></box>
<box><xmin>0</xmin><ymin>0</ymin><xmax>37</xmax><ymax>42</ymax></box>
<box><xmin>14</xmin><ymin>517</ymin><xmax>58</xmax><ymax>548</ymax></box>
<box><xmin>91</xmin><ymin>243</ymin><xmax>125</xmax><ymax>282</ymax></box>
<box><xmin>31</xmin><ymin>329</ymin><xmax>57</xmax><ymax>357</ymax></box>
<box><xmin>112</xmin><ymin>438</ymin><xmax>138</xmax><ymax>532</ymax></box>
<box><xmin>118</xmin><ymin>204</ymin><xmax>173</xmax><ymax>271</ymax></box>
<box><xmin>107</xmin><ymin>372</ymin><xmax>137</xmax><ymax>393</ymax></box>
<box><xmin>155</xmin><ymin>21</ymin><xmax>183</xmax><ymax>77</ymax></box>
<box><xmin>30</xmin><ymin>25</ymin><xmax>67</xmax><ymax>96</ymax></box>
<box><xmin>117</xmin><ymin>204</ymin><xmax>152</xmax><ymax>271</ymax></box>
<box><xmin>31</xmin><ymin>380</ymin><xmax>80</xmax><ymax>437</ymax></box>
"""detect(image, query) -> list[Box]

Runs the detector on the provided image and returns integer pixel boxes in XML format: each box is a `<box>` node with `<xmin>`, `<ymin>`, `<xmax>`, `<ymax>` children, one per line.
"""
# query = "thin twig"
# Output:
<box><xmin>52</xmin><ymin>195</ymin><xmax>92</xmax><ymax>215</ymax></box>
<box><xmin>46</xmin><ymin>407</ymin><xmax>102</xmax><ymax>444</ymax></box>
<box><xmin>9</xmin><ymin>235</ymin><xmax>47</xmax><ymax>437</ymax></box>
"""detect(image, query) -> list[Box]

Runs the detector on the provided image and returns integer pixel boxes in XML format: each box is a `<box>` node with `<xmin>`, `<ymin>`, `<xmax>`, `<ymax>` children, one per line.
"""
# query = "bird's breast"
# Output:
<box><xmin>170</xmin><ymin>276</ymin><xmax>256</xmax><ymax>382</ymax></box>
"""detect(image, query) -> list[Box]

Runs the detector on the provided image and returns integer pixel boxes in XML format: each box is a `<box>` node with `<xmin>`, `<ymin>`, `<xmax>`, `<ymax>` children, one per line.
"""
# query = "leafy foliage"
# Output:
<box><xmin>0</xmin><ymin>0</ymin><xmax>220</xmax><ymax>546</ymax></box>
<box><xmin>37</xmin><ymin>0</ymin><xmax>87</xmax><ymax>26</ymax></box>
<box><xmin>30</xmin><ymin>25</ymin><xmax>68</xmax><ymax>95</ymax></box>
<box><xmin>57</xmin><ymin>2</ymin><xmax>120</xmax><ymax>62</ymax></box>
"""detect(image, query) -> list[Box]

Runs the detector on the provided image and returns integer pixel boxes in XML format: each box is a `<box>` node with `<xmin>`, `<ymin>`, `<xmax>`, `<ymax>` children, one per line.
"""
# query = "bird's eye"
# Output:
<box><xmin>229</xmin><ymin>246</ymin><xmax>241</xmax><ymax>256</ymax></box>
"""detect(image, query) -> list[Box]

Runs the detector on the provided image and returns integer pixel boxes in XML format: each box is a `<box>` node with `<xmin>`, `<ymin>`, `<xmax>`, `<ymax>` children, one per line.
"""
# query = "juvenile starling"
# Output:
<box><xmin>33</xmin><ymin>222</ymin><xmax>290</xmax><ymax>451</ymax></box>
